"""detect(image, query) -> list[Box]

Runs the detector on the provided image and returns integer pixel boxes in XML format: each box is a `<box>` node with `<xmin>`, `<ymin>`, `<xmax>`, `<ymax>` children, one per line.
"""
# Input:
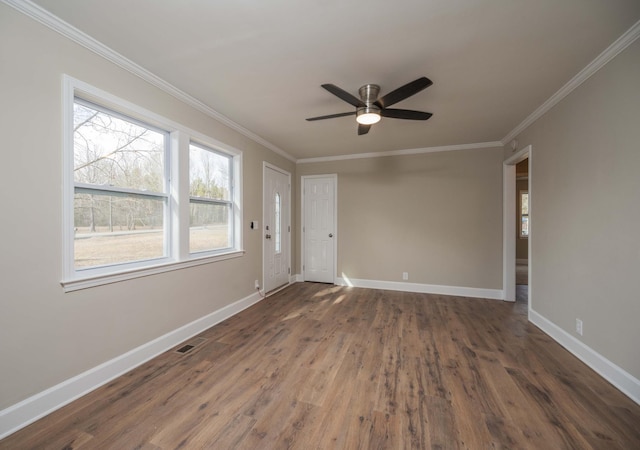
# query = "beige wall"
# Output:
<box><xmin>505</xmin><ymin>39</ymin><xmax>640</xmax><ymax>378</ymax></box>
<box><xmin>0</xmin><ymin>4</ymin><xmax>294</xmax><ymax>409</ymax></box>
<box><xmin>296</xmin><ymin>148</ymin><xmax>504</xmax><ymax>289</ymax></box>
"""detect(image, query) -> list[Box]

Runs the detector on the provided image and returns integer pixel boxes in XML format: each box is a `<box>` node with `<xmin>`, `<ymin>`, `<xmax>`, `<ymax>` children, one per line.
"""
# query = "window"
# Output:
<box><xmin>189</xmin><ymin>143</ymin><xmax>233</xmax><ymax>254</ymax></box>
<box><xmin>520</xmin><ymin>191</ymin><xmax>529</xmax><ymax>238</ymax></box>
<box><xmin>73</xmin><ymin>99</ymin><xmax>169</xmax><ymax>269</ymax></box>
<box><xmin>63</xmin><ymin>76</ymin><xmax>243</xmax><ymax>290</ymax></box>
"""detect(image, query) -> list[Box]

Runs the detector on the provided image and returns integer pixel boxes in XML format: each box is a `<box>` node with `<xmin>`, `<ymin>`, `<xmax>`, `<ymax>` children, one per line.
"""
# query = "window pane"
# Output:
<box><xmin>275</xmin><ymin>192</ymin><xmax>281</xmax><ymax>254</ymax></box>
<box><xmin>74</xmin><ymin>101</ymin><xmax>165</xmax><ymax>192</ymax></box>
<box><xmin>189</xmin><ymin>144</ymin><xmax>231</xmax><ymax>200</ymax></box>
<box><xmin>521</xmin><ymin>216</ymin><xmax>529</xmax><ymax>237</ymax></box>
<box><xmin>521</xmin><ymin>192</ymin><xmax>529</xmax><ymax>215</ymax></box>
<box><xmin>74</xmin><ymin>192</ymin><xmax>165</xmax><ymax>268</ymax></box>
<box><xmin>189</xmin><ymin>202</ymin><xmax>231</xmax><ymax>253</ymax></box>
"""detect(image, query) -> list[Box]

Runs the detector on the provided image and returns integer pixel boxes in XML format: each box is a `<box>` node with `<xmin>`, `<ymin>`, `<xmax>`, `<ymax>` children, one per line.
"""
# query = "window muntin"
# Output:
<box><xmin>520</xmin><ymin>191</ymin><xmax>529</xmax><ymax>238</ymax></box>
<box><xmin>73</xmin><ymin>99</ymin><xmax>169</xmax><ymax>270</ymax></box>
<box><xmin>189</xmin><ymin>143</ymin><xmax>234</xmax><ymax>254</ymax></box>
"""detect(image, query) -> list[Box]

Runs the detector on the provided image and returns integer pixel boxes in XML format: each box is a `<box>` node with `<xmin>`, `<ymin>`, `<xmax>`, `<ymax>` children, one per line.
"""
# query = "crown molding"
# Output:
<box><xmin>296</xmin><ymin>141</ymin><xmax>503</xmax><ymax>164</ymax></box>
<box><xmin>502</xmin><ymin>19</ymin><xmax>640</xmax><ymax>144</ymax></box>
<box><xmin>2</xmin><ymin>0</ymin><xmax>296</xmax><ymax>163</ymax></box>
<box><xmin>8</xmin><ymin>0</ymin><xmax>639</xmax><ymax>164</ymax></box>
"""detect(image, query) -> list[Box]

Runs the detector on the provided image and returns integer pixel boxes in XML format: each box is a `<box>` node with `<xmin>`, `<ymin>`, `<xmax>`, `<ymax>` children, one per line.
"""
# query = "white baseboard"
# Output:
<box><xmin>335</xmin><ymin>277</ymin><xmax>503</xmax><ymax>300</ymax></box>
<box><xmin>291</xmin><ymin>273</ymin><xmax>303</xmax><ymax>283</ymax></box>
<box><xmin>529</xmin><ymin>309</ymin><xmax>640</xmax><ymax>405</ymax></box>
<box><xmin>0</xmin><ymin>291</ymin><xmax>263</xmax><ymax>440</ymax></box>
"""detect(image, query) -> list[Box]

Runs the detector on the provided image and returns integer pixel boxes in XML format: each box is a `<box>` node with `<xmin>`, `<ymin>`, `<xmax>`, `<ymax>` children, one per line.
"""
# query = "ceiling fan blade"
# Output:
<box><xmin>322</xmin><ymin>84</ymin><xmax>365</xmax><ymax>108</ymax></box>
<box><xmin>377</xmin><ymin>77</ymin><xmax>433</xmax><ymax>108</ymax></box>
<box><xmin>358</xmin><ymin>124</ymin><xmax>371</xmax><ymax>135</ymax></box>
<box><xmin>380</xmin><ymin>109</ymin><xmax>433</xmax><ymax>120</ymax></box>
<box><xmin>306</xmin><ymin>111</ymin><xmax>356</xmax><ymax>121</ymax></box>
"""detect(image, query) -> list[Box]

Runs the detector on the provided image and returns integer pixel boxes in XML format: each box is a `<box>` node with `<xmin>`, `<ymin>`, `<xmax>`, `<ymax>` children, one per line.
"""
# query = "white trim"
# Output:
<box><xmin>62</xmin><ymin>73</ymin><xmax>75</xmax><ymax>278</ymax></box>
<box><xmin>7</xmin><ymin>0</ymin><xmax>639</xmax><ymax>164</ymax></box>
<box><xmin>529</xmin><ymin>309</ymin><xmax>640</xmax><ymax>406</ymax></box>
<box><xmin>265</xmin><ymin>281</ymin><xmax>294</xmax><ymax>298</ymax></box>
<box><xmin>297</xmin><ymin>141</ymin><xmax>503</xmax><ymax>164</ymax></box>
<box><xmin>503</xmin><ymin>145</ymin><xmax>531</xmax><ymax>302</ymax></box>
<box><xmin>0</xmin><ymin>290</ymin><xmax>263</xmax><ymax>439</ymax></box>
<box><xmin>503</xmin><ymin>164</ymin><xmax>516</xmax><ymax>302</ymax></box>
<box><xmin>301</xmin><ymin>174</ymin><xmax>338</xmax><ymax>284</ymax></box>
<box><xmin>292</xmin><ymin>273</ymin><xmax>304</xmax><ymax>283</ymax></box>
<box><xmin>172</xmin><ymin>131</ymin><xmax>190</xmax><ymax>260</ymax></box>
<box><xmin>3</xmin><ymin>0</ymin><xmax>295</xmax><ymax>163</ymax></box>
<box><xmin>335</xmin><ymin>277</ymin><xmax>503</xmax><ymax>300</ymax></box>
<box><xmin>61</xmin><ymin>251</ymin><xmax>245</xmax><ymax>292</ymax></box>
<box><xmin>502</xmin><ymin>19</ymin><xmax>640</xmax><ymax>144</ymax></box>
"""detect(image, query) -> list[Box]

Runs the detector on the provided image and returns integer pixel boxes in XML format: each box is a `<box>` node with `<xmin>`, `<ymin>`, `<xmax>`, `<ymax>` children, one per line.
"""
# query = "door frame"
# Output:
<box><xmin>263</xmin><ymin>162</ymin><xmax>291</xmax><ymax>293</ymax></box>
<box><xmin>503</xmin><ymin>145</ymin><xmax>531</xmax><ymax>305</ymax></box>
<box><xmin>301</xmin><ymin>174</ymin><xmax>337</xmax><ymax>284</ymax></box>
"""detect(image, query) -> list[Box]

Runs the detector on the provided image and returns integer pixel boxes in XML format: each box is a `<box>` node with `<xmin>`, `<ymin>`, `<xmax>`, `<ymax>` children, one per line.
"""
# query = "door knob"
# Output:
<box><xmin>329</xmin><ymin>233</ymin><xmax>333</xmax><ymax>238</ymax></box>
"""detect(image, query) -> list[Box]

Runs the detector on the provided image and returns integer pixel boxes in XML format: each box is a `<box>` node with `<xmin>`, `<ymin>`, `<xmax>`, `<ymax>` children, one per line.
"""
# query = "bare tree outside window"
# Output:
<box><xmin>189</xmin><ymin>143</ymin><xmax>233</xmax><ymax>253</ymax></box>
<box><xmin>73</xmin><ymin>100</ymin><xmax>167</xmax><ymax>268</ymax></box>
<box><xmin>63</xmin><ymin>78</ymin><xmax>243</xmax><ymax>287</ymax></box>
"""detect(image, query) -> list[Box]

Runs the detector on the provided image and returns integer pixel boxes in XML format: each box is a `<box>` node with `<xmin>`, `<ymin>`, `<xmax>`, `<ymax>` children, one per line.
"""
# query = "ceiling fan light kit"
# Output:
<box><xmin>356</xmin><ymin>106</ymin><xmax>381</xmax><ymax>125</ymax></box>
<box><xmin>306</xmin><ymin>77</ymin><xmax>433</xmax><ymax>135</ymax></box>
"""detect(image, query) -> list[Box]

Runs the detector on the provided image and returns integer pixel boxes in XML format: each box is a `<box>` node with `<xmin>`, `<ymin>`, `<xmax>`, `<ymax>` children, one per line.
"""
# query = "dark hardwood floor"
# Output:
<box><xmin>516</xmin><ymin>284</ymin><xmax>528</xmax><ymax>303</ymax></box>
<box><xmin>2</xmin><ymin>283</ymin><xmax>639</xmax><ymax>449</ymax></box>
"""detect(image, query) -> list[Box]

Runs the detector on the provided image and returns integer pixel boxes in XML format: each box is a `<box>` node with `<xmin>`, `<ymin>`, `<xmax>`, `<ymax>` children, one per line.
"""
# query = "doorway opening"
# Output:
<box><xmin>503</xmin><ymin>145</ymin><xmax>531</xmax><ymax>306</ymax></box>
<box><xmin>515</xmin><ymin>158</ymin><xmax>529</xmax><ymax>303</ymax></box>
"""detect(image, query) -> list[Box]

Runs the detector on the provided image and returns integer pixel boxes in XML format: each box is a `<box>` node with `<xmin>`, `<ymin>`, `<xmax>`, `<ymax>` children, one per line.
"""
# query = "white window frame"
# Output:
<box><xmin>188</xmin><ymin>142</ymin><xmax>236</xmax><ymax>255</ymax></box>
<box><xmin>72</xmin><ymin>97</ymin><xmax>172</xmax><ymax>270</ymax></box>
<box><xmin>62</xmin><ymin>76</ymin><xmax>243</xmax><ymax>292</ymax></box>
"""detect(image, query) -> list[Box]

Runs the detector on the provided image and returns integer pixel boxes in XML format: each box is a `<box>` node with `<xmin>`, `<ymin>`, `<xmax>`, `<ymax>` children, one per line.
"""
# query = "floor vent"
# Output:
<box><xmin>174</xmin><ymin>337</ymin><xmax>207</xmax><ymax>354</ymax></box>
<box><xmin>176</xmin><ymin>344</ymin><xmax>194</xmax><ymax>354</ymax></box>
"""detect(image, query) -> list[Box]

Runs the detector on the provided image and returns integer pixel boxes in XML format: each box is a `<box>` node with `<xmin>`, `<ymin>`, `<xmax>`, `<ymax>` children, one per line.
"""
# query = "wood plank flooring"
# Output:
<box><xmin>2</xmin><ymin>282</ymin><xmax>639</xmax><ymax>449</ymax></box>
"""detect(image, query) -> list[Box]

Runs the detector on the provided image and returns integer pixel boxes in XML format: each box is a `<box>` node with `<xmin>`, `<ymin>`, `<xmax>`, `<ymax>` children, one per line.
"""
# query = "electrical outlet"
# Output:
<box><xmin>255</xmin><ymin>280</ymin><xmax>260</xmax><ymax>290</ymax></box>
<box><xmin>576</xmin><ymin>318</ymin><xmax>583</xmax><ymax>336</ymax></box>
<box><xmin>402</xmin><ymin>272</ymin><xmax>409</xmax><ymax>281</ymax></box>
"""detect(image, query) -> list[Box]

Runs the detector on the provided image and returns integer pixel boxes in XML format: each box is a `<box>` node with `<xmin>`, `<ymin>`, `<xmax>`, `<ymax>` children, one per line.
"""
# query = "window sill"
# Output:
<box><xmin>61</xmin><ymin>250</ymin><xmax>245</xmax><ymax>292</ymax></box>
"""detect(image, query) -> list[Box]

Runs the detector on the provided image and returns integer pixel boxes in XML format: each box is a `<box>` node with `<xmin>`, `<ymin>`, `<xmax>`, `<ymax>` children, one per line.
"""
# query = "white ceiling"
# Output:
<box><xmin>28</xmin><ymin>0</ymin><xmax>640</xmax><ymax>160</ymax></box>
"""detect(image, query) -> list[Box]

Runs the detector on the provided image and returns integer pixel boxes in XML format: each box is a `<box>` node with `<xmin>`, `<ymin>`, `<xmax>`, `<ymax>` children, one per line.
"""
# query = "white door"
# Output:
<box><xmin>303</xmin><ymin>176</ymin><xmax>336</xmax><ymax>283</ymax></box>
<box><xmin>264</xmin><ymin>165</ymin><xmax>290</xmax><ymax>293</ymax></box>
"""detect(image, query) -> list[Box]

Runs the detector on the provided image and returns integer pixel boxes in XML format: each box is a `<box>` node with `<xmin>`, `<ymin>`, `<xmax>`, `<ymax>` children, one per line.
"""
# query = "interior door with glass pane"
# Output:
<box><xmin>263</xmin><ymin>165</ymin><xmax>290</xmax><ymax>293</ymax></box>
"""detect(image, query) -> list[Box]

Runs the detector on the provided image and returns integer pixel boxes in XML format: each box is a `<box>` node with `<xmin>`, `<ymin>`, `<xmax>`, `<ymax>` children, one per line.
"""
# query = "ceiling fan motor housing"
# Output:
<box><xmin>359</xmin><ymin>84</ymin><xmax>380</xmax><ymax>104</ymax></box>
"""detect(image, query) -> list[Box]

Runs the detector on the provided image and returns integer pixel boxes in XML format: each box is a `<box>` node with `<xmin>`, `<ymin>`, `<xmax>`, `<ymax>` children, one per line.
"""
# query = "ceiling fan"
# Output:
<box><xmin>306</xmin><ymin>76</ymin><xmax>433</xmax><ymax>135</ymax></box>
